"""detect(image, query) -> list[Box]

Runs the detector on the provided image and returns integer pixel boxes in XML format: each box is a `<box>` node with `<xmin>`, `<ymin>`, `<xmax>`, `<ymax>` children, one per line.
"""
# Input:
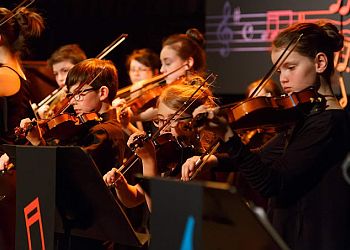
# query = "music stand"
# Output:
<box><xmin>2</xmin><ymin>145</ymin><xmax>148</xmax><ymax>250</ymax></box>
<box><xmin>138</xmin><ymin>176</ymin><xmax>290</xmax><ymax>250</ymax></box>
<box><xmin>55</xmin><ymin>146</ymin><xmax>149</xmax><ymax>247</ymax></box>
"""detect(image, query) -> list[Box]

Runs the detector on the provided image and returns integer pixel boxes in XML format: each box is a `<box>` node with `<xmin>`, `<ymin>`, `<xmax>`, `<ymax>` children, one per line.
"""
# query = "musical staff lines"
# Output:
<box><xmin>206</xmin><ymin>0</ymin><xmax>350</xmax><ymax>57</ymax></box>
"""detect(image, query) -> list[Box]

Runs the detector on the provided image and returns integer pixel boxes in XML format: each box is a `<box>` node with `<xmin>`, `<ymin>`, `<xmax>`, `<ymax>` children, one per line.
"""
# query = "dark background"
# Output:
<box><xmin>2</xmin><ymin>0</ymin><xmax>206</xmax><ymax>89</ymax></box>
<box><xmin>2</xmin><ymin>0</ymin><xmax>349</xmax><ymax>105</ymax></box>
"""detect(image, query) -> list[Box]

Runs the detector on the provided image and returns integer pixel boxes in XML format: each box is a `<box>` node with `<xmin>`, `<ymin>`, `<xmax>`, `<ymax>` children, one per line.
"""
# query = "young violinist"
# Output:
<box><xmin>0</xmin><ymin>6</ymin><xmax>44</xmax><ymax>250</ymax></box>
<box><xmin>48</xmin><ymin>43</ymin><xmax>87</xmax><ymax>88</ymax></box>
<box><xmin>113</xmin><ymin>48</ymin><xmax>161</xmax><ymax>133</ymax></box>
<box><xmin>160</xmin><ymin>27</ymin><xmax>207</xmax><ymax>83</ymax></box>
<box><xmin>103</xmin><ymin>77</ymin><xmax>216</xmax><ymax>211</ymax></box>
<box><xmin>22</xmin><ymin>58</ymin><xmax>128</xmax><ymax>176</ymax></box>
<box><xmin>116</xmin><ymin>28</ymin><xmax>207</xmax><ymax>135</ymax></box>
<box><xmin>34</xmin><ymin>44</ymin><xmax>87</xmax><ymax>118</ymax></box>
<box><xmin>181</xmin><ymin>21</ymin><xmax>350</xmax><ymax>250</ymax></box>
<box><xmin>0</xmin><ymin>6</ymin><xmax>44</xmax><ymax>150</ymax></box>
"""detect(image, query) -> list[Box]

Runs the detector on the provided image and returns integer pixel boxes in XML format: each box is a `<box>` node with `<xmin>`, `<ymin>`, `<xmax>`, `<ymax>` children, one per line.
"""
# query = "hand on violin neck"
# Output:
<box><xmin>128</xmin><ymin>132</ymin><xmax>156</xmax><ymax>163</ymax></box>
<box><xmin>112</xmin><ymin>97</ymin><xmax>126</xmax><ymax>108</ymax></box>
<box><xmin>116</xmin><ymin>105</ymin><xmax>133</xmax><ymax>128</ymax></box>
<box><xmin>19</xmin><ymin>118</ymin><xmax>41</xmax><ymax>145</ymax></box>
<box><xmin>103</xmin><ymin>167</ymin><xmax>128</xmax><ymax>190</ymax></box>
<box><xmin>0</xmin><ymin>153</ymin><xmax>10</xmax><ymax>171</ymax></box>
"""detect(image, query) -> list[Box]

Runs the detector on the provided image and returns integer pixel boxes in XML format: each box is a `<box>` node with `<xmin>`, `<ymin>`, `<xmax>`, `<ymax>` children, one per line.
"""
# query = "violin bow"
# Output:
<box><xmin>58</xmin><ymin>66</ymin><xmax>106</xmax><ymax>114</ymax></box>
<box><xmin>116</xmin><ymin>63</ymin><xmax>189</xmax><ymax>100</ymax></box>
<box><xmin>249</xmin><ymin>33</ymin><xmax>304</xmax><ymax>98</ymax></box>
<box><xmin>189</xmin><ymin>139</ymin><xmax>221</xmax><ymax>181</ymax></box>
<box><xmin>96</xmin><ymin>34</ymin><xmax>128</xmax><ymax>59</ymax></box>
<box><xmin>0</xmin><ymin>0</ymin><xmax>35</xmax><ymax>27</ymax></box>
<box><xmin>116</xmin><ymin>73</ymin><xmax>217</xmax><ymax>177</ymax></box>
<box><xmin>151</xmin><ymin>73</ymin><xmax>216</xmax><ymax>140</ymax></box>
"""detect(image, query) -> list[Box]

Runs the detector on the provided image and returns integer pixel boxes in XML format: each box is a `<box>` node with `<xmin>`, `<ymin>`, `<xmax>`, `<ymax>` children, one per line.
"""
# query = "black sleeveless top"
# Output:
<box><xmin>0</xmin><ymin>64</ymin><xmax>34</xmax><ymax>145</ymax></box>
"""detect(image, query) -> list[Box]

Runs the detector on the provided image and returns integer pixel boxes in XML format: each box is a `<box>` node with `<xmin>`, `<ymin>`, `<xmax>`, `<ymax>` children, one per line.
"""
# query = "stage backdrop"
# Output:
<box><xmin>206</xmin><ymin>0</ymin><xmax>349</xmax><ymax>95</ymax></box>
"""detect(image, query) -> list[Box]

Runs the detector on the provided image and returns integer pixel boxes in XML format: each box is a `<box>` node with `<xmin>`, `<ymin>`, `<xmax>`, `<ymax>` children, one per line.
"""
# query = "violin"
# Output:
<box><xmin>126</xmin><ymin>84</ymin><xmax>164</xmax><ymax>114</ymax></box>
<box><xmin>227</xmin><ymin>87</ymin><xmax>324</xmax><ymax>129</ymax></box>
<box><xmin>178</xmin><ymin>87</ymin><xmax>325</xmax><ymax>133</ymax></box>
<box><xmin>16</xmin><ymin>112</ymin><xmax>102</xmax><ymax>141</ymax></box>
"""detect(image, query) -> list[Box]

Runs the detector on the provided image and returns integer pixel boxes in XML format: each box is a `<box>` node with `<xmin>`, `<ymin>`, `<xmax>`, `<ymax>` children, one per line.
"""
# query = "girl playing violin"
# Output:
<box><xmin>104</xmin><ymin>77</ymin><xmax>216</xmax><ymax>211</ymax></box>
<box><xmin>0</xmin><ymin>6</ymin><xmax>44</xmax><ymax>149</ymax></box>
<box><xmin>115</xmin><ymin>28</ymin><xmax>208</xmax><ymax>135</ymax></box>
<box><xmin>113</xmin><ymin>48</ymin><xmax>161</xmax><ymax>133</ymax></box>
<box><xmin>160</xmin><ymin>27</ymin><xmax>206</xmax><ymax>83</ymax></box>
<box><xmin>0</xmin><ymin>6</ymin><xmax>44</xmax><ymax>250</ymax></box>
<box><xmin>181</xmin><ymin>21</ymin><xmax>350</xmax><ymax>250</ymax></box>
<box><xmin>35</xmin><ymin>44</ymin><xmax>88</xmax><ymax>119</ymax></box>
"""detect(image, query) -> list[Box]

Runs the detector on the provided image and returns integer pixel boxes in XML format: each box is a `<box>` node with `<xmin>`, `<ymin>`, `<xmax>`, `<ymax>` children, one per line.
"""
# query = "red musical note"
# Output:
<box><xmin>329</xmin><ymin>0</ymin><xmax>342</xmax><ymax>13</ymax></box>
<box><xmin>339</xmin><ymin>0</ymin><xmax>350</xmax><ymax>16</ymax></box>
<box><xmin>265</xmin><ymin>10</ymin><xmax>294</xmax><ymax>40</ymax></box>
<box><xmin>23</xmin><ymin>197</ymin><xmax>46</xmax><ymax>250</ymax></box>
<box><xmin>335</xmin><ymin>40</ymin><xmax>350</xmax><ymax>72</ymax></box>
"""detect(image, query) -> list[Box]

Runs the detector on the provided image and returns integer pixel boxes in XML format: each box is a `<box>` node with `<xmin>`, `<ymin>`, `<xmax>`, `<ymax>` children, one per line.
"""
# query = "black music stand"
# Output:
<box><xmin>138</xmin><ymin>176</ymin><xmax>290</xmax><ymax>250</ymax></box>
<box><xmin>55</xmin><ymin>146</ymin><xmax>149</xmax><ymax>248</ymax></box>
<box><xmin>3</xmin><ymin>145</ymin><xmax>148</xmax><ymax>250</ymax></box>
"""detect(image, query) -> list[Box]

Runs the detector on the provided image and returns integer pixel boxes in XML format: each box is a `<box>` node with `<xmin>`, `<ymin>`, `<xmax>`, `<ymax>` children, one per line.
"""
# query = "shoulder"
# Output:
<box><xmin>0</xmin><ymin>67</ymin><xmax>21</xmax><ymax>96</ymax></box>
<box><xmin>296</xmin><ymin>109</ymin><xmax>350</xmax><ymax>143</ymax></box>
<box><xmin>90</xmin><ymin>119</ymin><xmax>125</xmax><ymax>138</ymax></box>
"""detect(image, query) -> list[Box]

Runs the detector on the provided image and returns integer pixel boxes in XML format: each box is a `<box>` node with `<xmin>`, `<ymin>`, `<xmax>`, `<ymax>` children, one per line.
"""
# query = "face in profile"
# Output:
<box><xmin>52</xmin><ymin>60</ymin><xmax>75</xmax><ymax>88</ymax></box>
<box><xmin>271</xmin><ymin>48</ymin><xmax>318</xmax><ymax>95</ymax></box>
<box><xmin>160</xmin><ymin>46</ymin><xmax>188</xmax><ymax>84</ymax></box>
<box><xmin>68</xmin><ymin>84</ymin><xmax>101</xmax><ymax>115</ymax></box>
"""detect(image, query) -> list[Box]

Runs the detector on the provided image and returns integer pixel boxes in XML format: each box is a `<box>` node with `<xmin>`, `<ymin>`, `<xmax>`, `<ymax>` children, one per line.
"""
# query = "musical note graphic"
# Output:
<box><xmin>335</xmin><ymin>40</ymin><xmax>350</xmax><ymax>72</ymax></box>
<box><xmin>339</xmin><ymin>0</ymin><xmax>350</xmax><ymax>16</ymax></box>
<box><xmin>329</xmin><ymin>0</ymin><xmax>342</xmax><ymax>14</ymax></box>
<box><xmin>216</xmin><ymin>1</ymin><xmax>234</xmax><ymax>57</ymax></box>
<box><xmin>24</xmin><ymin>197</ymin><xmax>46</xmax><ymax>250</ymax></box>
<box><xmin>206</xmin><ymin>0</ymin><xmax>350</xmax><ymax>56</ymax></box>
<box><xmin>264</xmin><ymin>10</ymin><xmax>294</xmax><ymax>40</ymax></box>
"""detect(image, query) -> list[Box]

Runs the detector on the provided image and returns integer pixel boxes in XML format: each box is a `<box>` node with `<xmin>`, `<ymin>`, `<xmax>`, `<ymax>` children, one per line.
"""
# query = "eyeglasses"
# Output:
<box><xmin>153</xmin><ymin>116</ymin><xmax>192</xmax><ymax>128</ymax></box>
<box><xmin>67</xmin><ymin>88</ymin><xmax>96</xmax><ymax>101</ymax></box>
<box><xmin>129</xmin><ymin>67</ymin><xmax>151</xmax><ymax>73</ymax></box>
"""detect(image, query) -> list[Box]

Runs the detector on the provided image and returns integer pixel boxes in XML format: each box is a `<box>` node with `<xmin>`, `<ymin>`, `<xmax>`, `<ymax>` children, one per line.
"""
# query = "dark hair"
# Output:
<box><xmin>0</xmin><ymin>7</ymin><xmax>44</xmax><ymax>55</ymax></box>
<box><xmin>126</xmin><ymin>48</ymin><xmax>160</xmax><ymax>74</ymax></box>
<box><xmin>162</xmin><ymin>28</ymin><xmax>206</xmax><ymax>73</ymax></box>
<box><xmin>65</xmin><ymin>59</ymin><xmax>118</xmax><ymax>104</ymax></box>
<box><xmin>273</xmin><ymin>21</ymin><xmax>344</xmax><ymax>81</ymax></box>
<box><xmin>47</xmin><ymin>44</ymin><xmax>87</xmax><ymax>68</ymax></box>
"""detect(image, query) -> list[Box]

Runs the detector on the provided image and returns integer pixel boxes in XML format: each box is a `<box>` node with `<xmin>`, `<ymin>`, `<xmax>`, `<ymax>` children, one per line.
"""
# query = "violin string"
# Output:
<box><xmin>0</xmin><ymin>0</ymin><xmax>35</xmax><ymax>27</ymax></box>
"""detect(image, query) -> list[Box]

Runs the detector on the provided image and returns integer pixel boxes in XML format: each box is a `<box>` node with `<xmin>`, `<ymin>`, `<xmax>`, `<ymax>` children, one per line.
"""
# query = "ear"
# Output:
<box><xmin>185</xmin><ymin>57</ymin><xmax>194</xmax><ymax>70</ymax></box>
<box><xmin>315</xmin><ymin>52</ymin><xmax>328</xmax><ymax>74</ymax></box>
<box><xmin>98</xmin><ymin>86</ymin><xmax>109</xmax><ymax>102</ymax></box>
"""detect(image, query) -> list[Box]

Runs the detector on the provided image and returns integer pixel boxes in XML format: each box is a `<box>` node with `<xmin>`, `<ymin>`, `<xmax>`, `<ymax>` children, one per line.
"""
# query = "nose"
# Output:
<box><xmin>160</xmin><ymin>64</ymin><xmax>165</xmax><ymax>74</ymax></box>
<box><xmin>69</xmin><ymin>97</ymin><xmax>77</xmax><ymax>106</ymax></box>
<box><xmin>279</xmin><ymin>72</ymin><xmax>288</xmax><ymax>85</ymax></box>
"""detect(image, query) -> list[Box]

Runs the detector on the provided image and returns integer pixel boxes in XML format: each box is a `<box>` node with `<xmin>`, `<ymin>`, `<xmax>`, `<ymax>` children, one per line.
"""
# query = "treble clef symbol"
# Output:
<box><xmin>217</xmin><ymin>1</ymin><xmax>233</xmax><ymax>57</ymax></box>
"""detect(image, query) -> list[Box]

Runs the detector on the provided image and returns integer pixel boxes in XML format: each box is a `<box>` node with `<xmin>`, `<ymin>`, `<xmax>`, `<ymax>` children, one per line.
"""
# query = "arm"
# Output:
<box><xmin>103</xmin><ymin>168</ymin><xmax>145</xmax><ymax>208</ymax></box>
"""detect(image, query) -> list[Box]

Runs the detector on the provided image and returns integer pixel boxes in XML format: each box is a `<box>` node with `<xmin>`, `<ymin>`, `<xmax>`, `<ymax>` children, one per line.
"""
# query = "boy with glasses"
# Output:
<box><xmin>22</xmin><ymin>58</ymin><xmax>128</xmax><ymax>176</ymax></box>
